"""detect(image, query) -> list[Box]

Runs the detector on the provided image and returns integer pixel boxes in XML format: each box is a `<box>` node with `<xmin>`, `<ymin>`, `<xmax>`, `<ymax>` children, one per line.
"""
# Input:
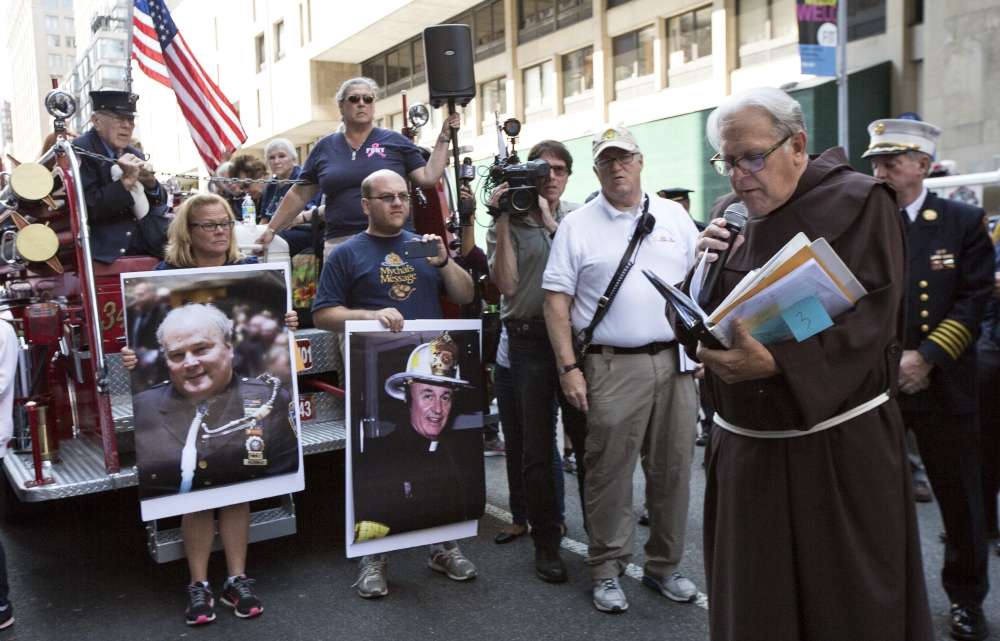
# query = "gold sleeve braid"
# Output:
<box><xmin>926</xmin><ymin>318</ymin><xmax>973</xmax><ymax>360</ymax></box>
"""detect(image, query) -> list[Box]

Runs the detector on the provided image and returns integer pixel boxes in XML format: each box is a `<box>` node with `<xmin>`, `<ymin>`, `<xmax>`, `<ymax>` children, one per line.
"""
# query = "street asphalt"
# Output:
<box><xmin>0</xmin><ymin>439</ymin><xmax>995</xmax><ymax>640</ymax></box>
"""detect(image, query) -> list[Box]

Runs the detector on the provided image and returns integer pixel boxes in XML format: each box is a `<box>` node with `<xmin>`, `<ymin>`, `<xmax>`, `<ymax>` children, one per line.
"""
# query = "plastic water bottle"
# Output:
<box><xmin>241</xmin><ymin>193</ymin><xmax>256</xmax><ymax>229</ymax></box>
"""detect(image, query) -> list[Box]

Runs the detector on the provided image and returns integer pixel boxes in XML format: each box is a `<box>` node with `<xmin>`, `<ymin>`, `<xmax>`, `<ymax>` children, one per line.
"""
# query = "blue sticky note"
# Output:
<box><xmin>780</xmin><ymin>295</ymin><xmax>834</xmax><ymax>342</ymax></box>
<box><xmin>749</xmin><ymin>314</ymin><xmax>792</xmax><ymax>345</ymax></box>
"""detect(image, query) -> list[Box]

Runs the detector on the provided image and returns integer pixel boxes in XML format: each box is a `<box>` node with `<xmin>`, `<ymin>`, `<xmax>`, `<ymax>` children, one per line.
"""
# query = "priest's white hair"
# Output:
<box><xmin>706</xmin><ymin>87</ymin><xmax>806</xmax><ymax>151</ymax></box>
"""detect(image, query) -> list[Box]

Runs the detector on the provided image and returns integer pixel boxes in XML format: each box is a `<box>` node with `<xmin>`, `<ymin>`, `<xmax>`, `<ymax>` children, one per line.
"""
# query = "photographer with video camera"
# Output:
<box><xmin>485</xmin><ymin>140</ymin><xmax>587</xmax><ymax>583</ymax></box>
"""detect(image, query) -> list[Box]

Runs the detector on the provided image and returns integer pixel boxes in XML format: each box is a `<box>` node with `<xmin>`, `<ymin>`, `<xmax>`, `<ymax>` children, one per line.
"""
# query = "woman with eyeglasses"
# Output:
<box><xmin>256</xmin><ymin>76</ymin><xmax>460</xmax><ymax>258</ymax></box>
<box><xmin>121</xmin><ymin>193</ymin><xmax>296</xmax><ymax>624</ymax></box>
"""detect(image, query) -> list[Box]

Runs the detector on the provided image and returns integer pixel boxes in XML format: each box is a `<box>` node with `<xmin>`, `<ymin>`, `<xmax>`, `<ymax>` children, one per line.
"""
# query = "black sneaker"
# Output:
<box><xmin>0</xmin><ymin>603</ymin><xmax>13</xmax><ymax>629</ymax></box>
<box><xmin>221</xmin><ymin>575</ymin><xmax>263</xmax><ymax>618</ymax></box>
<box><xmin>185</xmin><ymin>583</ymin><xmax>216</xmax><ymax>626</ymax></box>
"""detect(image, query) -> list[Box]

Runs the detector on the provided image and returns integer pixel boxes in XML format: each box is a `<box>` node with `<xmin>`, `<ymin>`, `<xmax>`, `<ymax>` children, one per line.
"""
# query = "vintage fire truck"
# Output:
<box><xmin>0</xmin><ymin>90</ymin><xmax>474</xmax><ymax>561</ymax></box>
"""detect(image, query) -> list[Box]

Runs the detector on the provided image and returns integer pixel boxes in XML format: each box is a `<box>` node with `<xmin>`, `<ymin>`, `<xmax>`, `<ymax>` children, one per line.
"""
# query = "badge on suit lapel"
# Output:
<box><xmin>922</xmin><ymin>209</ymin><xmax>938</xmax><ymax>221</ymax></box>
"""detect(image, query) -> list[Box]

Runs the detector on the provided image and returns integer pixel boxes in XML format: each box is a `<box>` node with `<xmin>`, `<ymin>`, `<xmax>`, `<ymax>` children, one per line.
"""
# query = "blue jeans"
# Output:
<box><xmin>494</xmin><ymin>365</ymin><xmax>564</xmax><ymax>526</ymax></box>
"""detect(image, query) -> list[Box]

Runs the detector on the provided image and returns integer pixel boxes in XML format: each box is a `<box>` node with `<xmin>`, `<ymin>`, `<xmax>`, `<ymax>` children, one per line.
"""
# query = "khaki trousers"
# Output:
<box><xmin>582</xmin><ymin>346</ymin><xmax>698</xmax><ymax>580</ymax></box>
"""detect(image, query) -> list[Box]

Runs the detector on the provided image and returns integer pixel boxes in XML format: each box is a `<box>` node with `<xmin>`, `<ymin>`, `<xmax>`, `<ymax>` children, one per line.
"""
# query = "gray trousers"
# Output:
<box><xmin>582</xmin><ymin>346</ymin><xmax>698</xmax><ymax>580</ymax></box>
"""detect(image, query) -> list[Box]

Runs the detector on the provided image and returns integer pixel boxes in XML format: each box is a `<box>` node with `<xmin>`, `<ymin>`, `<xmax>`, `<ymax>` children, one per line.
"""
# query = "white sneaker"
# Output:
<box><xmin>642</xmin><ymin>572</ymin><xmax>697</xmax><ymax>603</ymax></box>
<box><xmin>592</xmin><ymin>577</ymin><xmax>628</xmax><ymax>613</ymax></box>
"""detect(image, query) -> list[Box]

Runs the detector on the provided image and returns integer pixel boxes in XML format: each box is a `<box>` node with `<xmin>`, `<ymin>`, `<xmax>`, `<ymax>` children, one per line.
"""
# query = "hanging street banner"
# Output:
<box><xmin>798</xmin><ymin>0</ymin><xmax>839</xmax><ymax>77</ymax></box>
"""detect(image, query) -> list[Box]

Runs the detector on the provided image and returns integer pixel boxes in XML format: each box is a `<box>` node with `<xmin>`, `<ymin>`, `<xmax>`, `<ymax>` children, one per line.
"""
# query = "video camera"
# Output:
<box><xmin>488</xmin><ymin>158</ymin><xmax>550</xmax><ymax>215</ymax></box>
<box><xmin>486</xmin><ymin>116</ymin><xmax>550</xmax><ymax>216</ymax></box>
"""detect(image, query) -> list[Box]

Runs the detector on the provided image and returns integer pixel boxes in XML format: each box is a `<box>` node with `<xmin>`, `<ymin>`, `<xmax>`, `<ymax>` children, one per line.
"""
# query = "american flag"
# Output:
<box><xmin>131</xmin><ymin>0</ymin><xmax>246</xmax><ymax>172</ymax></box>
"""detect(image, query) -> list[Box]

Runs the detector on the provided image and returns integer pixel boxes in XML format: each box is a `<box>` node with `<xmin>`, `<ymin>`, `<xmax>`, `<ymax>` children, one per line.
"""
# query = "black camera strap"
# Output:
<box><xmin>576</xmin><ymin>194</ymin><xmax>655</xmax><ymax>359</ymax></box>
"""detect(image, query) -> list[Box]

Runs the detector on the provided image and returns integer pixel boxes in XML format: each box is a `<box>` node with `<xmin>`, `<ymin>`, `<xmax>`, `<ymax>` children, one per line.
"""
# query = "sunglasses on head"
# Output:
<box><xmin>346</xmin><ymin>95</ymin><xmax>374</xmax><ymax>104</ymax></box>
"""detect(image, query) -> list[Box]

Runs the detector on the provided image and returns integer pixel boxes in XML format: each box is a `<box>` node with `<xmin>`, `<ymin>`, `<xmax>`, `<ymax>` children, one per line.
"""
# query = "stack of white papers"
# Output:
<box><xmin>708</xmin><ymin>232</ymin><xmax>867</xmax><ymax>345</ymax></box>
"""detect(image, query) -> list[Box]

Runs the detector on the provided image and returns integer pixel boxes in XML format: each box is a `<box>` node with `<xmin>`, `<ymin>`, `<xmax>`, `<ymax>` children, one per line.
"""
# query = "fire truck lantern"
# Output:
<box><xmin>23</xmin><ymin>302</ymin><xmax>61</xmax><ymax>344</ymax></box>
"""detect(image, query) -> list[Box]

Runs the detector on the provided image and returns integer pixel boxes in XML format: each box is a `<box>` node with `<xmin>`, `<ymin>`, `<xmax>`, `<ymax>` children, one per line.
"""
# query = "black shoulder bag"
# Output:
<box><xmin>575</xmin><ymin>195</ymin><xmax>656</xmax><ymax>361</ymax></box>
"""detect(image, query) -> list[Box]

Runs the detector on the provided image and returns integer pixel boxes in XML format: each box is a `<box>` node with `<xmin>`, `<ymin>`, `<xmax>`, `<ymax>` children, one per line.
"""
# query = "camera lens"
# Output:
<box><xmin>509</xmin><ymin>188</ymin><xmax>534</xmax><ymax>212</ymax></box>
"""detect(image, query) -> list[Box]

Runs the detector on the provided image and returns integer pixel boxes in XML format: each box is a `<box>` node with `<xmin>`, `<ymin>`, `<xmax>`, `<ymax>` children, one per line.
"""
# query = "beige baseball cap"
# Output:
<box><xmin>592</xmin><ymin>125</ymin><xmax>640</xmax><ymax>161</ymax></box>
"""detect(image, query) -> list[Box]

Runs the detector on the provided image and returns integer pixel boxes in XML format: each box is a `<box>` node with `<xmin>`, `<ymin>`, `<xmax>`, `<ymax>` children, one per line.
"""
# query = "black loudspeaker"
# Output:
<box><xmin>423</xmin><ymin>24</ymin><xmax>476</xmax><ymax>108</ymax></box>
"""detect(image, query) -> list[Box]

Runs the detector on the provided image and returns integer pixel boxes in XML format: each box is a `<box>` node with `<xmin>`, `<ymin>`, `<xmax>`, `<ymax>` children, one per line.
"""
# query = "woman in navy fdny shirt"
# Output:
<box><xmin>256</xmin><ymin>77</ymin><xmax>459</xmax><ymax>258</ymax></box>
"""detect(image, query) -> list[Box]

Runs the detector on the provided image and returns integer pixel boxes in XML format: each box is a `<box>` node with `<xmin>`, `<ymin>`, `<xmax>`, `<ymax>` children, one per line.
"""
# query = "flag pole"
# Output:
<box><xmin>124</xmin><ymin>0</ymin><xmax>134</xmax><ymax>92</ymax></box>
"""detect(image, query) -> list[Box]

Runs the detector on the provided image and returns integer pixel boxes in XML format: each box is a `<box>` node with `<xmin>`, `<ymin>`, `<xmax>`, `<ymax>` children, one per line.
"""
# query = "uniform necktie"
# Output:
<box><xmin>900</xmin><ymin>207</ymin><xmax>911</xmax><ymax>232</ymax></box>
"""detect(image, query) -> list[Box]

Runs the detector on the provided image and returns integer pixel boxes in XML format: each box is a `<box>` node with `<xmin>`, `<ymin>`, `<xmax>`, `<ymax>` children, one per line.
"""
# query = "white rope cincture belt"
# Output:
<box><xmin>713</xmin><ymin>391</ymin><xmax>890</xmax><ymax>439</ymax></box>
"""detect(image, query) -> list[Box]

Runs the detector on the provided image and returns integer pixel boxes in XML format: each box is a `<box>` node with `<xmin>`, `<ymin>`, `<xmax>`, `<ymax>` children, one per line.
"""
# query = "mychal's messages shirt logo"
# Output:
<box><xmin>381</xmin><ymin>252</ymin><xmax>417</xmax><ymax>301</ymax></box>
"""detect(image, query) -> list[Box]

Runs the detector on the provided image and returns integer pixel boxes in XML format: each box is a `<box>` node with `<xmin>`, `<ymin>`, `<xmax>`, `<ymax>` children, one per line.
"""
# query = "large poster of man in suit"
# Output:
<box><xmin>345</xmin><ymin>320</ymin><xmax>485</xmax><ymax>558</ymax></box>
<box><xmin>121</xmin><ymin>264</ymin><xmax>304</xmax><ymax>521</ymax></box>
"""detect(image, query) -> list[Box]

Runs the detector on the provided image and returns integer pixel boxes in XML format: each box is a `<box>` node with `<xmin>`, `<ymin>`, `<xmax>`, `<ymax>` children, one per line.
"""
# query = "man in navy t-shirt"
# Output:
<box><xmin>312</xmin><ymin>169</ymin><xmax>473</xmax><ymax>331</ymax></box>
<box><xmin>312</xmin><ymin>169</ymin><xmax>476</xmax><ymax>599</ymax></box>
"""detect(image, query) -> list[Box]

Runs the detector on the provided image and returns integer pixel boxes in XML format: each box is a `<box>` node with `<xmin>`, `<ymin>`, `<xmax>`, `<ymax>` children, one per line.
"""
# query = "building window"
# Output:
<box><xmin>255</xmin><ymin>33</ymin><xmax>266</xmax><ymax>72</ymax></box>
<box><xmin>848</xmin><ymin>0</ymin><xmax>886</xmax><ymax>40</ymax></box>
<box><xmin>64</xmin><ymin>17</ymin><xmax>74</xmax><ymax>29</ymax></box>
<box><xmin>562</xmin><ymin>46</ymin><xmax>593</xmax><ymax>115</ymax></box>
<box><xmin>480</xmin><ymin>77</ymin><xmax>507</xmax><ymax>126</ymax></box>
<box><xmin>44</xmin><ymin>15</ymin><xmax>59</xmax><ymax>28</ymax></box>
<box><xmin>386</xmin><ymin>46</ymin><xmax>411</xmax><ymax>90</ymax></box>
<box><xmin>607</xmin><ymin>0</ymin><xmax>632</xmax><ymax>8</ymax></box>
<box><xmin>361</xmin><ymin>37</ymin><xmax>424</xmax><ymax>98</ymax></box>
<box><xmin>46</xmin><ymin>35</ymin><xmax>60</xmax><ymax>47</ymax></box>
<box><xmin>518</xmin><ymin>0</ymin><xmax>592</xmax><ymax>44</ymax></box>
<box><xmin>612</xmin><ymin>25</ymin><xmax>655</xmax><ymax>100</ymax></box>
<box><xmin>98</xmin><ymin>38</ymin><xmax>125</xmax><ymax>60</ymax></box>
<box><xmin>736</xmin><ymin>0</ymin><xmax>798</xmax><ymax>67</ymax></box>
<box><xmin>667</xmin><ymin>6</ymin><xmax>714</xmax><ymax>87</ymax></box>
<box><xmin>48</xmin><ymin>54</ymin><xmax>62</xmax><ymax>68</ymax></box>
<box><xmin>668</xmin><ymin>6</ymin><xmax>712</xmax><ymax>66</ymax></box>
<box><xmin>361</xmin><ymin>57</ymin><xmax>386</xmax><ymax>89</ymax></box>
<box><xmin>472</xmin><ymin>0</ymin><xmax>505</xmax><ymax>61</ymax></box>
<box><xmin>63</xmin><ymin>0</ymin><xmax>72</xmax><ymax>9</ymax></box>
<box><xmin>522</xmin><ymin>59</ymin><xmax>555</xmax><ymax>123</ymax></box>
<box><xmin>274</xmin><ymin>21</ymin><xmax>286</xmax><ymax>60</ymax></box>
<box><xmin>44</xmin><ymin>0</ymin><xmax>57</xmax><ymax>8</ymax></box>
<box><xmin>66</xmin><ymin>36</ymin><xmax>75</xmax><ymax>48</ymax></box>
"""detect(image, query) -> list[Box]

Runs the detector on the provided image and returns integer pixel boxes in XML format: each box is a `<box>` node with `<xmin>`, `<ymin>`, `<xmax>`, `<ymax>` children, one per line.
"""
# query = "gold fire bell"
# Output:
<box><xmin>8</xmin><ymin>163</ymin><xmax>54</xmax><ymax>202</ymax></box>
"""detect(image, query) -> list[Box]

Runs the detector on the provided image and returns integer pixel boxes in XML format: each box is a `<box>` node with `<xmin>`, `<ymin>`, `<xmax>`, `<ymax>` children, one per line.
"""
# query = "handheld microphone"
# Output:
<box><xmin>697</xmin><ymin>202</ymin><xmax>748</xmax><ymax>306</ymax></box>
<box><xmin>458</xmin><ymin>157</ymin><xmax>476</xmax><ymax>225</ymax></box>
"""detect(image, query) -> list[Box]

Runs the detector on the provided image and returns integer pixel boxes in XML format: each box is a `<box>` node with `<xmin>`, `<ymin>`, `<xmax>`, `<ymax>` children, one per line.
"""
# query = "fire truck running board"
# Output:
<box><xmin>146</xmin><ymin>494</ymin><xmax>297</xmax><ymax>563</ymax></box>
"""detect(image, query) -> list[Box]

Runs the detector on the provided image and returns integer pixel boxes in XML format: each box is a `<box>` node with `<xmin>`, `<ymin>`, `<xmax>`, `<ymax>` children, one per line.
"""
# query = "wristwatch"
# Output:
<box><xmin>557</xmin><ymin>362</ymin><xmax>580</xmax><ymax>375</ymax></box>
<box><xmin>435</xmin><ymin>255</ymin><xmax>450</xmax><ymax>269</ymax></box>
<box><xmin>438</xmin><ymin>134</ymin><xmax>450</xmax><ymax>143</ymax></box>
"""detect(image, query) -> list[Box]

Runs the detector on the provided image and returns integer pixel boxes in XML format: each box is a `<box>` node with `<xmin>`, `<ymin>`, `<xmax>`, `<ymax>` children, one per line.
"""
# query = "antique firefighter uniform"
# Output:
<box><xmin>72</xmin><ymin>90</ymin><xmax>168</xmax><ymax>263</ymax></box>
<box><xmin>133</xmin><ymin>375</ymin><xmax>299</xmax><ymax>499</ymax></box>
<box><xmin>865</xmin><ymin>118</ymin><xmax>995</xmax><ymax>613</ymax></box>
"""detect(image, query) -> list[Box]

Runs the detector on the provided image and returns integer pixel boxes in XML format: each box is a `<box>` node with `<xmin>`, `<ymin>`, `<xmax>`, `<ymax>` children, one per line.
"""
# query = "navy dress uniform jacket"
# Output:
<box><xmin>72</xmin><ymin>128</ymin><xmax>168</xmax><ymax>263</ymax></box>
<box><xmin>133</xmin><ymin>375</ymin><xmax>299</xmax><ymax>499</ymax></box>
<box><xmin>898</xmin><ymin>191</ymin><xmax>995</xmax><ymax>415</ymax></box>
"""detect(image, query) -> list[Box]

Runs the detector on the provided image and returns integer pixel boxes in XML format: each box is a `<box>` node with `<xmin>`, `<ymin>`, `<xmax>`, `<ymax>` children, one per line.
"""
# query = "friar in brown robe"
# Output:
<box><xmin>695</xmin><ymin>144</ymin><xmax>935</xmax><ymax>640</ymax></box>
